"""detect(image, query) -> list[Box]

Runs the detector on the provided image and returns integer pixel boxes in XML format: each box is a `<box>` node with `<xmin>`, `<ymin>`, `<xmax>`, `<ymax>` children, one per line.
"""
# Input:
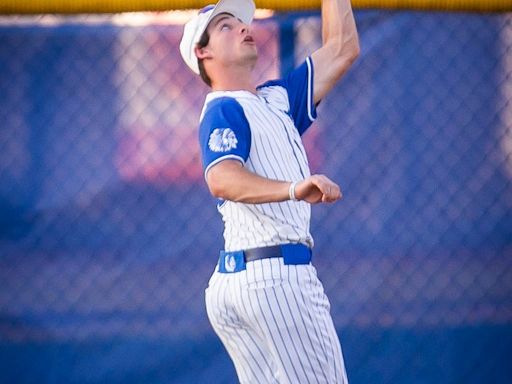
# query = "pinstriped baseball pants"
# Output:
<box><xmin>205</xmin><ymin>258</ymin><xmax>348</xmax><ymax>384</ymax></box>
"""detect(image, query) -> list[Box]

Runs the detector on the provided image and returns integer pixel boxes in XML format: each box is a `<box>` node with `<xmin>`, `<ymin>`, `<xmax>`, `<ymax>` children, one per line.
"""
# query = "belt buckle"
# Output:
<box><xmin>218</xmin><ymin>250</ymin><xmax>246</xmax><ymax>273</ymax></box>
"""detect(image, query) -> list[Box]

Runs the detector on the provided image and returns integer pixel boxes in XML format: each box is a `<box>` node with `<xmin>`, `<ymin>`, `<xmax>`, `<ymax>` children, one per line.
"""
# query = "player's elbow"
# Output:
<box><xmin>206</xmin><ymin>169</ymin><xmax>232</xmax><ymax>200</ymax></box>
<box><xmin>207</xmin><ymin>177</ymin><xmax>227</xmax><ymax>199</ymax></box>
<box><xmin>207</xmin><ymin>178</ymin><xmax>245</xmax><ymax>202</ymax></box>
<box><xmin>209</xmin><ymin>185</ymin><xmax>229</xmax><ymax>200</ymax></box>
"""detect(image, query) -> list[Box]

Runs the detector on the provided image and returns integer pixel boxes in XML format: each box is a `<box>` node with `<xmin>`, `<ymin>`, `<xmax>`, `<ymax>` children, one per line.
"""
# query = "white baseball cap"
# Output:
<box><xmin>179</xmin><ymin>0</ymin><xmax>256</xmax><ymax>75</ymax></box>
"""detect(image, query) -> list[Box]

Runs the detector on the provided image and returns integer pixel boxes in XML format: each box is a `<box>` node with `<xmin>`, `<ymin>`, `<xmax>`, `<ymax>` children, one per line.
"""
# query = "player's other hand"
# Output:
<box><xmin>295</xmin><ymin>175</ymin><xmax>342</xmax><ymax>204</ymax></box>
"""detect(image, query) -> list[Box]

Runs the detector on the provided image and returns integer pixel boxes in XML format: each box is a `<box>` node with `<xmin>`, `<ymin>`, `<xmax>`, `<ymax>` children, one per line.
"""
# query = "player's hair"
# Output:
<box><xmin>197</xmin><ymin>30</ymin><xmax>212</xmax><ymax>87</ymax></box>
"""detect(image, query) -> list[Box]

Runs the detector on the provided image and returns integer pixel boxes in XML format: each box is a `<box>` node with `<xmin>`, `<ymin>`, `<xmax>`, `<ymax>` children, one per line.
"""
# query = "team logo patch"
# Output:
<box><xmin>208</xmin><ymin>128</ymin><xmax>238</xmax><ymax>152</ymax></box>
<box><xmin>225</xmin><ymin>254</ymin><xmax>236</xmax><ymax>272</ymax></box>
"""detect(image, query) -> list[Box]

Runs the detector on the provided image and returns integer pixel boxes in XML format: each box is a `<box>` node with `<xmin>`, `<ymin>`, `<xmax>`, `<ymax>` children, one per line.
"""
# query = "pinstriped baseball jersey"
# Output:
<box><xmin>201</xmin><ymin>57</ymin><xmax>349</xmax><ymax>383</ymax></box>
<box><xmin>199</xmin><ymin>57</ymin><xmax>317</xmax><ymax>252</ymax></box>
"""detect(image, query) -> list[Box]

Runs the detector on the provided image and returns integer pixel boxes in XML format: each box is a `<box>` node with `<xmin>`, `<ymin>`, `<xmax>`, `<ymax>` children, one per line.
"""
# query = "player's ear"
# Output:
<box><xmin>195</xmin><ymin>45</ymin><xmax>213</xmax><ymax>60</ymax></box>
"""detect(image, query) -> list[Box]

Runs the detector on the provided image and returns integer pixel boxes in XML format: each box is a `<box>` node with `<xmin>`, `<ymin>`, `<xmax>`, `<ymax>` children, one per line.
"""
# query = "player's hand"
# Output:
<box><xmin>294</xmin><ymin>175</ymin><xmax>342</xmax><ymax>204</ymax></box>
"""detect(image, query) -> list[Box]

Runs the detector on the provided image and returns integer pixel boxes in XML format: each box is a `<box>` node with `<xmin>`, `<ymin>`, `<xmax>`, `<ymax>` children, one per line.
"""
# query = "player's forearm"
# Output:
<box><xmin>206</xmin><ymin>160</ymin><xmax>291</xmax><ymax>204</ymax></box>
<box><xmin>322</xmin><ymin>0</ymin><xmax>359</xmax><ymax>61</ymax></box>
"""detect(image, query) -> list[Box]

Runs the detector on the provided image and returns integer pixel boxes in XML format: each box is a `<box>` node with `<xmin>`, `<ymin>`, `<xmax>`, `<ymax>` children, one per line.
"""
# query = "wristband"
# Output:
<box><xmin>288</xmin><ymin>181</ymin><xmax>299</xmax><ymax>201</ymax></box>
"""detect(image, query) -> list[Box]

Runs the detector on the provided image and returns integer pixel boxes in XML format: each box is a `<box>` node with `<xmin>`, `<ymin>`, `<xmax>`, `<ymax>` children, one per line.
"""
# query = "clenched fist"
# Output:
<box><xmin>294</xmin><ymin>175</ymin><xmax>342</xmax><ymax>204</ymax></box>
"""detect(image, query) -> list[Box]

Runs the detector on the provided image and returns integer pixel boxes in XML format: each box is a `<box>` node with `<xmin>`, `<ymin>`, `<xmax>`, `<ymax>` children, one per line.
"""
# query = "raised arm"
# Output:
<box><xmin>311</xmin><ymin>0</ymin><xmax>360</xmax><ymax>104</ymax></box>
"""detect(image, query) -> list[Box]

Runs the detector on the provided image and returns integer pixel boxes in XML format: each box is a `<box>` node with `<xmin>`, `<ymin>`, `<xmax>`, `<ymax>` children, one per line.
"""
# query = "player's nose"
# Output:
<box><xmin>239</xmin><ymin>23</ymin><xmax>250</xmax><ymax>35</ymax></box>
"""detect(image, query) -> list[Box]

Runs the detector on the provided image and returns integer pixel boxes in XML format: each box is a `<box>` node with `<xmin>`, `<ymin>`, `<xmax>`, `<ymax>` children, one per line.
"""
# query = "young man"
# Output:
<box><xmin>180</xmin><ymin>0</ymin><xmax>359</xmax><ymax>382</ymax></box>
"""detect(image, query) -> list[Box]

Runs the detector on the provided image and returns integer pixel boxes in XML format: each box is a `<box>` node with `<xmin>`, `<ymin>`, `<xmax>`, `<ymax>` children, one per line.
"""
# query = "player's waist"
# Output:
<box><xmin>218</xmin><ymin>243</ymin><xmax>312</xmax><ymax>273</ymax></box>
<box><xmin>219</xmin><ymin>201</ymin><xmax>311</xmax><ymax>230</ymax></box>
<box><xmin>221</xmin><ymin>216</ymin><xmax>313</xmax><ymax>251</ymax></box>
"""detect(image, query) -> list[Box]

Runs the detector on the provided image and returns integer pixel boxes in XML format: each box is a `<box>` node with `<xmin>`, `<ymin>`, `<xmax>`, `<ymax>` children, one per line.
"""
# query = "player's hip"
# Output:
<box><xmin>205</xmin><ymin>245</ymin><xmax>329</xmax><ymax>309</ymax></box>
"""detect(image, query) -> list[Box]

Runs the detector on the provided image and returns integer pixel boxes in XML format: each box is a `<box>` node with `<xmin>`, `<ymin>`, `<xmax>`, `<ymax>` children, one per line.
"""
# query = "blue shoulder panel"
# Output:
<box><xmin>199</xmin><ymin>97</ymin><xmax>251</xmax><ymax>178</ymax></box>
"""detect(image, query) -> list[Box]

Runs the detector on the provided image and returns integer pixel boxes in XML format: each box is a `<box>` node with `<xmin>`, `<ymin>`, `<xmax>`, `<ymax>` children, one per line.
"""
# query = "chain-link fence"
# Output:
<box><xmin>0</xmin><ymin>10</ymin><xmax>511</xmax><ymax>384</ymax></box>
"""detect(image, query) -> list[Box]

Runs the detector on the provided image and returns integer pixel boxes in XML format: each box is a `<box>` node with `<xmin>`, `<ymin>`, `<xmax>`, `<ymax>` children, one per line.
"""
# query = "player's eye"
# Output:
<box><xmin>220</xmin><ymin>23</ymin><xmax>231</xmax><ymax>31</ymax></box>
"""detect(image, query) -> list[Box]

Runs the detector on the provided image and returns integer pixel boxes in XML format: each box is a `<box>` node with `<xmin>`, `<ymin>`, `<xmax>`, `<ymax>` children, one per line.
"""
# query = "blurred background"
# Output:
<box><xmin>0</xmin><ymin>0</ymin><xmax>511</xmax><ymax>383</ymax></box>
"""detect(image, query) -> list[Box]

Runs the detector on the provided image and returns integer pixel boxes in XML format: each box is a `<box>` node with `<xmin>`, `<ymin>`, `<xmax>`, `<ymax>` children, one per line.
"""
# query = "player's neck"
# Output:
<box><xmin>212</xmin><ymin>83</ymin><xmax>256</xmax><ymax>94</ymax></box>
<box><xmin>210</xmin><ymin>66</ymin><xmax>256</xmax><ymax>94</ymax></box>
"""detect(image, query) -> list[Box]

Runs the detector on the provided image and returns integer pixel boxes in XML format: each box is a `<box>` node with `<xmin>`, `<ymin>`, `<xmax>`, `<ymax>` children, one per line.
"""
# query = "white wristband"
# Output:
<box><xmin>288</xmin><ymin>181</ymin><xmax>299</xmax><ymax>201</ymax></box>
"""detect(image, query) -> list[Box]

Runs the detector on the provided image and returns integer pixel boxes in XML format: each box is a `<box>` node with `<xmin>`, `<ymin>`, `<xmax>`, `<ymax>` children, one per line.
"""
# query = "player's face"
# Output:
<box><xmin>205</xmin><ymin>13</ymin><xmax>258</xmax><ymax>68</ymax></box>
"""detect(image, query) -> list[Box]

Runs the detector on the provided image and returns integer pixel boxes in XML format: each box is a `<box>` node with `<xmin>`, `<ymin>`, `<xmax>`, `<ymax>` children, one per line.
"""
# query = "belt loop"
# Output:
<box><xmin>281</xmin><ymin>243</ymin><xmax>312</xmax><ymax>265</ymax></box>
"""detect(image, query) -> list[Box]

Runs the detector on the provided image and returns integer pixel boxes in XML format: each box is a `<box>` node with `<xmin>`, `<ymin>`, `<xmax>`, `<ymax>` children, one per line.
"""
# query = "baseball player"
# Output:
<box><xmin>180</xmin><ymin>0</ymin><xmax>359</xmax><ymax>382</ymax></box>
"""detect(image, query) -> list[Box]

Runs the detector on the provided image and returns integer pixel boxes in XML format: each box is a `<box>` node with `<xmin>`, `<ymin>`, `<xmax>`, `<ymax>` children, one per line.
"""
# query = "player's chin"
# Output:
<box><xmin>241</xmin><ymin>44</ymin><xmax>258</xmax><ymax>56</ymax></box>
